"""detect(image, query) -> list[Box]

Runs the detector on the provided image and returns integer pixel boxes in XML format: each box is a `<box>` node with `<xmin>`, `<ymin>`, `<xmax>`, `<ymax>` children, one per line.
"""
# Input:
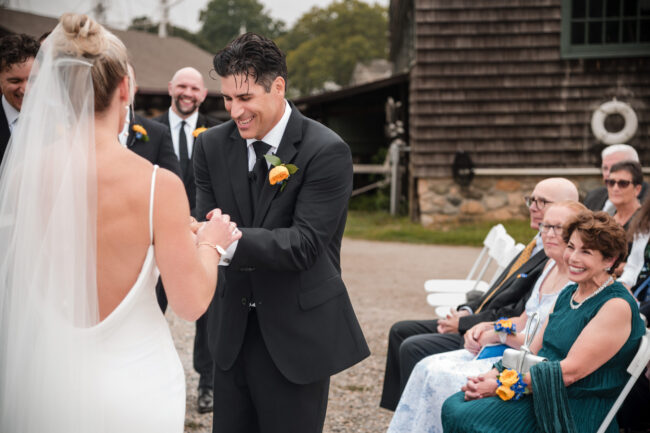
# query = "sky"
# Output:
<box><xmin>6</xmin><ymin>0</ymin><xmax>389</xmax><ymax>32</ymax></box>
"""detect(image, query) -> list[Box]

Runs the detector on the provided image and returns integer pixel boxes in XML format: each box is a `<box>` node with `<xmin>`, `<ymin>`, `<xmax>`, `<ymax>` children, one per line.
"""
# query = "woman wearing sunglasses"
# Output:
<box><xmin>606</xmin><ymin>160</ymin><xmax>643</xmax><ymax>230</ymax></box>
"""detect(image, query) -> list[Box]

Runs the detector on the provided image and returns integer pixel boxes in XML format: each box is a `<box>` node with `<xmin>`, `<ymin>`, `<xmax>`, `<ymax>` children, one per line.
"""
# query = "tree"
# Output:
<box><xmin>128</xmin><ymin>16</ymin><xmax>209</xmax><ymax>50</ymax></box>
<box><xmin>277</xmin><ymin>0</ymin><xmax>388</xmax><ymax>95</ymax></box>
<box><xmin>198</xmin><ymin>0</ymin><xmax>286</xmax><ymax>54</ymax></box>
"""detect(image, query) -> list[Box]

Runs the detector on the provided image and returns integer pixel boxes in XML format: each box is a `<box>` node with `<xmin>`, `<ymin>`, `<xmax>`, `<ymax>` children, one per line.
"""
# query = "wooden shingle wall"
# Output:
<box><xmin>410</xmin><ymin>0</ymin><xmax>650</xmax><ymax>178</ymax></box>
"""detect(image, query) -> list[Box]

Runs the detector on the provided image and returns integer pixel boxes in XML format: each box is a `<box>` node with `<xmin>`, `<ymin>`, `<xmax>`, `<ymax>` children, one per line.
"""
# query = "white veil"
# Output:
<box><xmin>0</xmin><ymin>22</ymin><xmax>101</xmax><ymax>432</ymax></box>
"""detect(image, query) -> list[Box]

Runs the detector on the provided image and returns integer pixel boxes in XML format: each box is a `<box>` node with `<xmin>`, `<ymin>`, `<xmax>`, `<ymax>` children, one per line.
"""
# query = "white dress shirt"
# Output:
<box><xmin>220</xmin><ymin>100</ymin><xmax>292</xmax><ymax>266</ymax></box>
<box><xmin>168</xmin><ymin>109</ymin><xmax>199</xmax><ymax>160</ymax></box>
<box><xmin>2</xmin><ymin>95</ymin><xmax>19</xmax><ymax>133</ymax></box>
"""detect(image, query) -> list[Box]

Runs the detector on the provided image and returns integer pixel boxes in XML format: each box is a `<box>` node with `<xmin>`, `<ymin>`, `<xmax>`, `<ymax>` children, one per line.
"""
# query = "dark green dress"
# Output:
<box><xmin>441</xmin><ymin>282</ymin><xmax>646</xmax><ymax>433</ymax></box>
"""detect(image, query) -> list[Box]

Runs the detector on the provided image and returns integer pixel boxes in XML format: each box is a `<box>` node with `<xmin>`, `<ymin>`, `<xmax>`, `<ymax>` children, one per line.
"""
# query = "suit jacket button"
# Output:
<box><xmin>241</xmin><ymin>297</ymin><xmax>247</xmax><ymax>305</ymax></box>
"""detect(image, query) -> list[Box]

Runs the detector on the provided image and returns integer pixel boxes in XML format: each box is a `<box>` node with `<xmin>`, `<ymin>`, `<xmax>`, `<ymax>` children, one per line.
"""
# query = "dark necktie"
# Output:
<box><xmin>249</xmin><ymin>140</ymin><xmax>271</xmax><ymax>209</ymax></box>
<box><xmin>178</xmin><ymin>120</ymin><xmax>189</xmax><ymax>176</ymax></box>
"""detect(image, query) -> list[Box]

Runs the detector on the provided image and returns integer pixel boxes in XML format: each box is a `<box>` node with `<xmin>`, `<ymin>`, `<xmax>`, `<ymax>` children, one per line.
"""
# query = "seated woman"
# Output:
<box><xmin>387</xmin><ymin>201</ymin><xmax>584</xmax><ymax>433</ymax></box>
<box><xmin>607</xmin><ymin>160</ymin><xmax>643</xmax><ymax>230</ymax></box>
<box><xmin>441</xmin><ymin>211</ymin><xmax>646</xmax><ymax>433</ymax></box>
<box><xmin>619</xmin><ymin>195</ymin><xmax>650</xmax><ymax>310</ymax></box>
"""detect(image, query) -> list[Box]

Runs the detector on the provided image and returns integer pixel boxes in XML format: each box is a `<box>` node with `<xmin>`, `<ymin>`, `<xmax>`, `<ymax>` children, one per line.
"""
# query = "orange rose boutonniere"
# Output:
<box><xmin>192</xmin><ymin>126</ymin><xmax>208</xmax><ymax>138</ymax></box>
<box><xmin>132</xmin><ymin>124</ymin><xmax>149</xmax><ymax>142</ymax></box>
<box><xmin>264</xmin><ymin>154</ymin><xmax>298</xmax><ymax>192</ymax></box>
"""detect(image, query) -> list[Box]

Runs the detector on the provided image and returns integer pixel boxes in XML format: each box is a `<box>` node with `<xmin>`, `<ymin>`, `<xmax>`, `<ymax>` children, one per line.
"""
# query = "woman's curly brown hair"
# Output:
<box><xmin>562</xmin><ymin>211</ymin><xmax>628</xmax><ymax>273</ymax></box>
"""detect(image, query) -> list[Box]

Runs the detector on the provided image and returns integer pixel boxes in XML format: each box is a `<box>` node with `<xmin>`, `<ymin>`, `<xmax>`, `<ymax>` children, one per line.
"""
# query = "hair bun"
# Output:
<box><xmin>59</xmin><ymin>13</ymin><xmax>104</xmax><ymax>57</ymax></box>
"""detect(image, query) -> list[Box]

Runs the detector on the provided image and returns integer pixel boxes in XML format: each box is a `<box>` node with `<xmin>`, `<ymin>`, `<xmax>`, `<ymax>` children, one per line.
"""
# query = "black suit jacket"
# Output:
<box><xmin>0</xmin><ymin>103</ymin><xmax>11</xmax><ymax>165</ymax></box>
<box><xmin>153</xmin><ymin>111</ymin><xmax>220</xmax><ymax>217</ymax></box>
<box><xmin>194</xmin><ymin>103</ymin><xmax>370</xmax><ymax>385</ymax></box>
<box><xmin>457</xmin><ymin>247</ymin><xmax>549</xmax><ymax>333</ymax></box>
<box><xmin>584</xmin><ymin>182</ymin><xmax>649</xmax><ymax>211</ymax></box>
<box><xmin>127</xmin><ymin>114</ymin><xmax>181</xmax><ymax>178</ymax></box>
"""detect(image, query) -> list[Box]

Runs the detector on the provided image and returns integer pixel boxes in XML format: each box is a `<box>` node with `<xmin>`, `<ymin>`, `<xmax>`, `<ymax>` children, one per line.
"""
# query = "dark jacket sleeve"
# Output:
<box><xmin>154</xmin><ymin>126</ymin><xmax>182</xmax><ymax>178</ymax></box>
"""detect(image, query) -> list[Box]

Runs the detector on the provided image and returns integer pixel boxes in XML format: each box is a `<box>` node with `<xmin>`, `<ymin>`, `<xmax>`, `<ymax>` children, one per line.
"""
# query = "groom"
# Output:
<box><xmin>194</xmin><ymin>33</ymin><xmax>369</xmax><ymax>432</ymax></box>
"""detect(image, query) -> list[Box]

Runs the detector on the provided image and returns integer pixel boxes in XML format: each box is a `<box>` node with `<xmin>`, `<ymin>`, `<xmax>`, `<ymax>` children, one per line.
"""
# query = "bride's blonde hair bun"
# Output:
<box><xmin>55</xmin><ymin>13</ymin><xmax>129</xmax><ymax>112</ymax></box>
<box><xmin>59</xmin><ymin>13</ymin><xmax>104</xmax><ymax>57</ymax></box>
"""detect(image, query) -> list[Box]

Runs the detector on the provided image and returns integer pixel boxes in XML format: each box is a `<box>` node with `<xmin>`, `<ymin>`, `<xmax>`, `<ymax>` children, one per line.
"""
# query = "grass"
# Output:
<box><xmin>344</xmin><ymin>211</ymin><xmax>536</xmax><ymax>246</ymax></box>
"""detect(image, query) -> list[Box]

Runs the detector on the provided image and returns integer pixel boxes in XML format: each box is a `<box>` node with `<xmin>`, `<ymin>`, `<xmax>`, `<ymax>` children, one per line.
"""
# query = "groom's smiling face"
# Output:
<box><xmin>220</xmin><ymin>73</ymin><xmax>286</xmax><ymax>140</ymax></box>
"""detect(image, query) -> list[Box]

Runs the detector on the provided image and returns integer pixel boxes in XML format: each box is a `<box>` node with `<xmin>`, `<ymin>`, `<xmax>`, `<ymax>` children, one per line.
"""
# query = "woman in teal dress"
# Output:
<box><xmin>442</xmin><ymin>211</ymin><xmax>646</xmax><ymax>433</ymax></box>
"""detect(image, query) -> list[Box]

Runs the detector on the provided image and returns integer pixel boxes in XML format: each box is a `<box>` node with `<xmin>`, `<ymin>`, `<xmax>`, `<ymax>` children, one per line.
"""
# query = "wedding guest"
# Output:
<box><xmin>380</xmin><ymin>178</ymin><xmax>579</xmax><ymax>411</ymax></box>
<box><xmin>387</xmin><ymin>201</ymin><xmax>585</xmax><ymax>433</ymax></box>
<box><xmin>119</xmin><ymin>64</ymin><xmax>181</xmax><ymax>176</ymax></box>
<box><xmin>621</xmin><ymin>196</ymin><xmax>650</xmax><ymax>311</ymax></box>
<box><xmin>153</xmin><ymin>66</ymin><xmax>220</xmax><ymax>414</ymax></box>
<box><xmin>0</xmin><ymin>33</ymin><xmax>39</xmax><ymax>162</ymax></box>
<box><xmin>441</xmin><ymin>211</ymin><xmax>645</xmax><ymax>433</ymax></box>
<box><xmin>194</xmin><ymin>33</ymin><xmax>369</xmax><ymax>433</ymax></box>
<box><xmin>584</xmin><ymin>144</ymin><xmax>648</xmax><ymax>214</ymax></box>
<box><xmin>607</xmin><ymin>160</ymin><xmax>643</xmax><ymax>230</ymax></box>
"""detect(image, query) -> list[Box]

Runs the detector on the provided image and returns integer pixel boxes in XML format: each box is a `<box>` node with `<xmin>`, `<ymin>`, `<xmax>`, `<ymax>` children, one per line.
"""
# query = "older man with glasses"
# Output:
<box><xmin>379</xmin><ymin>177</ymin><xmax>579</xmax><ymax>412</ymax></box>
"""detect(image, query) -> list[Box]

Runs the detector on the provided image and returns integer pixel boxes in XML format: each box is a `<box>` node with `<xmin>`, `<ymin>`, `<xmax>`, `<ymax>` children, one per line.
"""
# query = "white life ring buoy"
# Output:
<box><xmin>591</xmin><ymin>99</ymin><xmax>638</xmax><ymax>145</ymax></box>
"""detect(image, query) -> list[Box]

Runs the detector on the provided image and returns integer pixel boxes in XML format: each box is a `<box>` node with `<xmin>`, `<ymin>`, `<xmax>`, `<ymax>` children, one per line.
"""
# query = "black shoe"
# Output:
<box><xmin>197</xmin><ymin>387</ymin><xmax>213</xmax><ymax>414</ymax></box>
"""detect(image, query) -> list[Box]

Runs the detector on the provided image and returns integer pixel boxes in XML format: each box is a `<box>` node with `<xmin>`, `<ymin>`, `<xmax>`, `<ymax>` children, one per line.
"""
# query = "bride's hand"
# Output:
<box><xmin>197</xmin><ymin>208</ymin><xmax>241</xmax><ymax>251</ymax></box>
<box><xmin>189</xmin><ymin>216</ymin><xmax>203</xmax><ymax>235</ymax></box>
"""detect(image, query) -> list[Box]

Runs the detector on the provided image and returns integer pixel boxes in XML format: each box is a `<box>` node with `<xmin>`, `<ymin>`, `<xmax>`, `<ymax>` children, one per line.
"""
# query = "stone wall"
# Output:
<box><xmin>417</xmin><ymin>175</ymin><xmax>605</xmax><ymax>226</ymax></box>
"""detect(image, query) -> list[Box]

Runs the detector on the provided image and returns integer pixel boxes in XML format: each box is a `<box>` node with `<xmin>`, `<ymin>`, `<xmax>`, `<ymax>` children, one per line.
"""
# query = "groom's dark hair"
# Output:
<box><xmin>0</xmin><ymin>34</ymin><xmax>40</xmax><ymax>72</ymax></box>
<box><xmin>213</xmin><ymin>32</ymin><xmax>288</xmax><ymax>92</ymax></box>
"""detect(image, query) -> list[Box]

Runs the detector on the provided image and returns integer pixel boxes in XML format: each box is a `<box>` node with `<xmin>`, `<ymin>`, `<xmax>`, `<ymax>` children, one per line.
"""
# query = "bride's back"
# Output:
<box><xmin>96</xmin><ymin>145</ymin><xmax>156</xmax><ymax>320</ymax></box>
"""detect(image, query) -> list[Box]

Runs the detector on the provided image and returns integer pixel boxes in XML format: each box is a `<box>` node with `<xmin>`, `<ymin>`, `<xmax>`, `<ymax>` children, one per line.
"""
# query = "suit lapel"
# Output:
<box><xmin>252</xmin><ymin>108</ymin><xmax>301</xmax><ymax>227</ymax></box>
<box><xmin>126</xmin><ymin>116</ymin><xmax>137</xmax><ymax>148</ymax></box>
<box><xmin>225</xmin><ymin>130</ymin><xmax>253</xmax><ymax>226</ymax></box>
<box><xmin>0</xmin><ymin>103</ymin><xmax>10</xmax><ymax>161</ymax></box>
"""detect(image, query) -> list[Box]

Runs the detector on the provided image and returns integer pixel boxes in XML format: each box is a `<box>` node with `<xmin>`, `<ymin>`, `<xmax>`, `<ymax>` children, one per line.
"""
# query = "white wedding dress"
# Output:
<box><xmin>75</xmin><ymin>166</ymin><xmax>185</xmax><ymax>432</ymax></box>
<box><xmin>0</xmin><ymin>23</ymin><xmax>185</xmax><ymax>433</ymax></box>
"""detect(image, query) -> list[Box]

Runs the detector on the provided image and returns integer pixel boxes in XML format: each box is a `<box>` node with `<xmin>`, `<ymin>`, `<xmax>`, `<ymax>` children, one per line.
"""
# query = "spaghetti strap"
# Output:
<box><xmin>149</xmin><ymin>165</ymin><xmax>159</xmax><ymax>244</ymax></box>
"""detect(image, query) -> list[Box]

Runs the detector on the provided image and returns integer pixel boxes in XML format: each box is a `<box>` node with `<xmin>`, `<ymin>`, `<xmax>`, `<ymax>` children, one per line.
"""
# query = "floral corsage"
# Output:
<box><xmin>132</xmin><ymin>124</ymin><xmax>149</xmax><ymax>142</ymax></box>
<box><xmin>264</xmin><ymin>154</ymin><xmax>298</xmax><ymax>192</ymax></box>
<box><xmin>496</xmin><ymin>369</ymin><xmax>528</xmax><ymax>401</ymax></box>
<box><xmin>494</xmin><ymin>317</ymin><xmax>516</xmax><ymax>343</ymax></box>
<box><xmin>192</xmin><ymin>126</ymin><xmax>208</xmax><ymax>138</ymax></box>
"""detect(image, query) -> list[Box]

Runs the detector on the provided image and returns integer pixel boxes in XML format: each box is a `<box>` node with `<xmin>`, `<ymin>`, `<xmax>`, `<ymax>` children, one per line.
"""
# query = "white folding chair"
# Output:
<box><xmin>596</xmin><ymin>328</ymin><xmax>650</xmax><ymax>433</ymax></box>
<box><xmin>424</xmin><ymin>225</ymin><xmax>507</xmax><ymax>295</ymax></box>
<box><xmin>427</xmin><ymin>239</ymin><xmax>525</xmax><ymax>317</ymax></box>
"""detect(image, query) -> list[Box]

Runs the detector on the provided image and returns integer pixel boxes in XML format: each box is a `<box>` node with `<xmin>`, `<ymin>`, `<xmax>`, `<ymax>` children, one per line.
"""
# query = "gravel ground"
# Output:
<box><xmin>167</xmin><ymin>238</ymin><xmax>480</xmax><ymax>433</ymax></box>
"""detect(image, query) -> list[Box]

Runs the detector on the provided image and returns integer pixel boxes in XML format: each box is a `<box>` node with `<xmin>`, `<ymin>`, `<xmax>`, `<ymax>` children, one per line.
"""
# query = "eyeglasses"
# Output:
<box><xmin>605</xmin><ymin>179</ymin><xmax>633</xmax><ymax>189</ymax></box>
<box><xmin>538</xmin><ymin>222</ymin><xmax>563</xmax><ymax>236</ymax></box>
<box><xmin>524</xmin><ymin>196</ymin><xmax>552</xmax><ymax>209</ymax></box>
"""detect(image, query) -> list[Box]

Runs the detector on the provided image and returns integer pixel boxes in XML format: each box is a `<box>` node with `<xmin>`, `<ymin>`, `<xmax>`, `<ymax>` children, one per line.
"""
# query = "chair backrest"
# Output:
<box><xmin>465</xmin><ymin>224</ymin><xmax>506</xmax><ymax>280</ymax></box>
<box><xmin>478</xmin><ymin>233</ymin><xmax>516</xmax><ymax>287</ymax></box>
<box><xmin>596</xmin><ymin>328</ymin><xmax>650</xmax><ymax>433</ymax></box>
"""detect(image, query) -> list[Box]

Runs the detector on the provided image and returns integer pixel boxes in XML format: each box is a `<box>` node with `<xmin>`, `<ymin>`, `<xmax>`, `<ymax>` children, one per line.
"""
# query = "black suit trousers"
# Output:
<box><xmin>379</xmin><ymin>319</ymin><xmax>464</xmax><ymax>411</ymax></box>
<box><xmin>212</xmin><ymin>310</ymin><xmax>329</xmax><ymax>433</ymax></box>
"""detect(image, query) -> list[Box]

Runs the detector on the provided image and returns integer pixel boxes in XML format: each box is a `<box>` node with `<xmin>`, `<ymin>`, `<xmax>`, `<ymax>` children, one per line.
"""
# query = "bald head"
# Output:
<box><xmin>168</xmin><ymin>67</ymin><xmax>208</xmax><ymax>118</ymax></box>
<box><xmin>527</xmin><ymin>177</ymin><xmax>579</xmax><ymax>229</ymax></box>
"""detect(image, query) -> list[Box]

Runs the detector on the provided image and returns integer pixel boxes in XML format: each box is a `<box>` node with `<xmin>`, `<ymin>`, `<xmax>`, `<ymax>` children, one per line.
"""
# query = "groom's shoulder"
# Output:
<box><xmin>197</xmin><ymin>120</ymin><xmax>238</xmax><ymax>147</ymax></box>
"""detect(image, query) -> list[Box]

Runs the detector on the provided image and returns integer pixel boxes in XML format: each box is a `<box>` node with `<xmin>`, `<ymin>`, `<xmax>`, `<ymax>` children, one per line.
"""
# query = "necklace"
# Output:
<box><xmin>569</xmin><ymin>276</ymin><xmax>613</xmax><ymax>310</ymax></box>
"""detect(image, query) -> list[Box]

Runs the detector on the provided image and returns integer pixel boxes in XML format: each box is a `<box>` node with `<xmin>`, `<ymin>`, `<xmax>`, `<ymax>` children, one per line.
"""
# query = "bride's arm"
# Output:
<box><xmin>152</xmin><ymin>169</ymin><xmax>240</xmax><ymax>321</ymax></box>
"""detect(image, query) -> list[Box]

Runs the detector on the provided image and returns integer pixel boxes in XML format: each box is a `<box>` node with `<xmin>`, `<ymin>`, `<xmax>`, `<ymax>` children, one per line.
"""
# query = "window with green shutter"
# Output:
<box><xmin>561</xmin><ymin>0</ymin><xmax>650</xmax><ymax>58</ymax></box>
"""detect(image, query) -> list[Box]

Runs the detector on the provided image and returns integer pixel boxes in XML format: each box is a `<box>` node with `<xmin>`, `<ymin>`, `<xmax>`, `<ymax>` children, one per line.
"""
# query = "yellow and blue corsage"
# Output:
<box><xmin>496</xmin><ymin>369</ymin><xmax>528</xmax><ymax>401</ymax></box>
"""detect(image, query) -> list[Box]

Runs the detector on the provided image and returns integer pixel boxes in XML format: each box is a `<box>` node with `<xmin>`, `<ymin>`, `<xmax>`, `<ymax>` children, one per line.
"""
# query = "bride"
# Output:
<box><xmin>0</xmin><ymin>14</ymin><xmax>239</xmax><ymax>432</ymax></box>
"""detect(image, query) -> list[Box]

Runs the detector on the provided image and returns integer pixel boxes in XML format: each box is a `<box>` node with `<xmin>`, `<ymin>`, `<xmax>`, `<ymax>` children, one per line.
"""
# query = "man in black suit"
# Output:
<box><xmin>194</xmin><ymin>33</ymin><xmax>370</xmax><ymax>433</ymax></box>
<box><xmin>153</xmin><ymin>67</ymin><xmax>220</xmax><ymax>217</ymax></box>
<box><xmin>379</xmin><ymin>177</ymin><xmax>579</xmax><ymax>411</ymax></box>
<box><xmin>584</xmin><ymin>144</ymin><xmax>648</xmax><ymax>213</ymax></box>
<box><xmin>153</xmin><ymin>66</ymin><xmax>220</xmax><ymax>414</ymax></box>
<box><xmin>119</xmin><ymin>65</ymin><xmax>181</xmax><ymax>176</ymax></box>
<box><xmin>0</xmin><ymin>34</ymin><xmax>39</xmax><ymax>163</ymax></box>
